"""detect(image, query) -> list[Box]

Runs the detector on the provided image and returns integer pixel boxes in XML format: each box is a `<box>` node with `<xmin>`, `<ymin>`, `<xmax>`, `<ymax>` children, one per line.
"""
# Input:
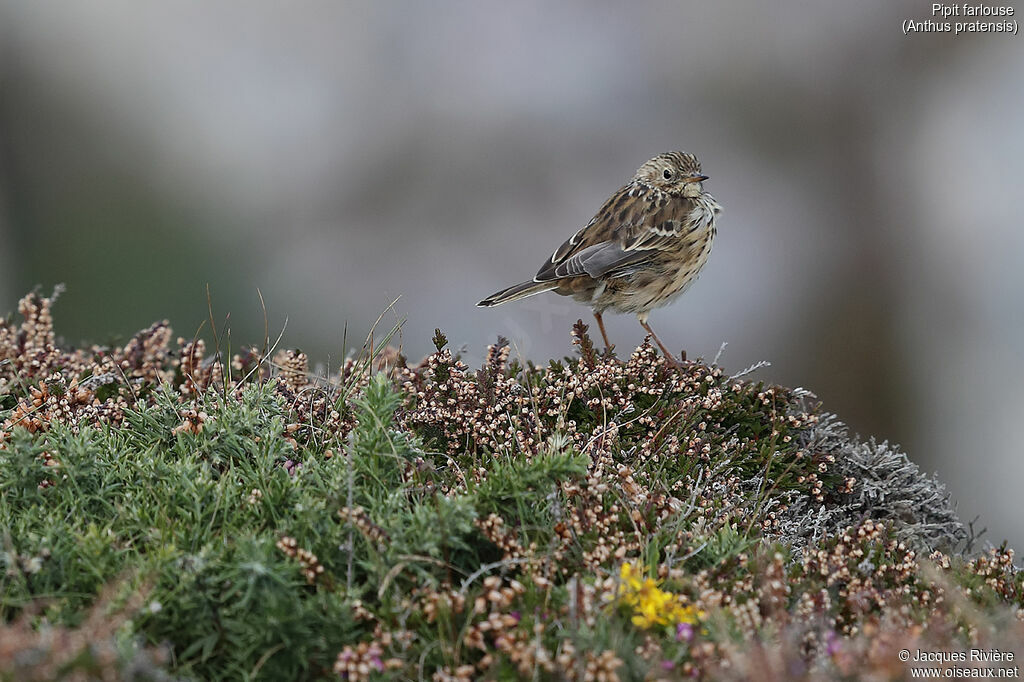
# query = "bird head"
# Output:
<box><xmin>635</xmin><ymin>151</ymin><xmax>708</xmax><ymax>198</ymax></box>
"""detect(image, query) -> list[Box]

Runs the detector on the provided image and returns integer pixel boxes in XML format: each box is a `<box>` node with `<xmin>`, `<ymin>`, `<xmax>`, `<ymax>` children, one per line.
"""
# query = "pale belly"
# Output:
<box><xmin>587</xmin><ymin>231</ymin><xmax>715</xmax><ymax>315</ymax></box>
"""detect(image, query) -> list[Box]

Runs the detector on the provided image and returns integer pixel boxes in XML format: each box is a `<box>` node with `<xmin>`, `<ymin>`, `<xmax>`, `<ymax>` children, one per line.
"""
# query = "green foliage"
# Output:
<box><xmin>472</xmin><ymin>449</ymin><xmax>587</xmax><ymax>517</ymax></box>
<box><xmin>0</xmin><ymin>309</ymin><xmax>1013</xmax><ymax>681</ymax></box>
<box><xmin>347</xmin><ymin>373</ymin><xmax>417</xmax><ymax>502</ymax></box>
<box><xmin>1</xmin><ymin>382</ymin><xmax>359</xmax><ymax>679</ymax></box>
<box><xmin>684</xmin><ymin>524</ymin><xmax>760</xmax><ymax>572</ymax></box>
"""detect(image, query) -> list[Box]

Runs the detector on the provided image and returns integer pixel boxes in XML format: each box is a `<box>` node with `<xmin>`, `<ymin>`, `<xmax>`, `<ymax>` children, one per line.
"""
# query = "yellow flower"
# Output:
<box><xmin>616</xmin><ymin>562</ymin><xmax>704</xmax><ymax>631</ymax></box>
<box><xmin>619</xmin><ymin>562</ymin><xmax>644</xmax><ymax>592</ymax></box>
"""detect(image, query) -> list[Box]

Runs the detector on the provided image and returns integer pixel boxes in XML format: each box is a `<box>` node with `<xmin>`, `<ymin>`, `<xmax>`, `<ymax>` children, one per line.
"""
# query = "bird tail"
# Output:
<box><xmin>477</xmin><ymin>280</ymin><xmax>556</xmax><ymax>307</ymax></box>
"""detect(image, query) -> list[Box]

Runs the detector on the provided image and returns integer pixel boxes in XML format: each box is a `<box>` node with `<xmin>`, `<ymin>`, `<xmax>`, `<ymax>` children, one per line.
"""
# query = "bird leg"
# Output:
<box><xmin>639</xmin><ymin>320</ymin><xmax>683</xmax><ymax>367</ymax></box>
<box><xmin>593</xmin><ymin>311</ymin><xmax>612</xmax><ymax>351</ymax></box>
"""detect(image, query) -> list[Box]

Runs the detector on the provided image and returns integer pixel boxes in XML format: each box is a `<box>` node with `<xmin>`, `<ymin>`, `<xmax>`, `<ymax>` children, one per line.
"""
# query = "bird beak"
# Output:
<box><xmin>686</xmin><ymin>175</ymin><xmax>709</xmax><ymax>183</ymax></box>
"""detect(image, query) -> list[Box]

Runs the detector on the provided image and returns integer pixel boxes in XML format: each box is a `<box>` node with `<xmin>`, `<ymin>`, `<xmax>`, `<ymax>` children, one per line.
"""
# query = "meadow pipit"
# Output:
<box><xmin>478</xmin><ymin>151</ymin><xmax>721</xmax><ymax>365</ymax></box>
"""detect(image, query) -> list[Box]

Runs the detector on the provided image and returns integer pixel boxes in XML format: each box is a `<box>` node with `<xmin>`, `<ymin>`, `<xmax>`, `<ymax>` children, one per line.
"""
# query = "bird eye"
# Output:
<box><xmin>663</xmin><ymin>169</ymin><xmax>673</xmax><ymax>179</ymax></box>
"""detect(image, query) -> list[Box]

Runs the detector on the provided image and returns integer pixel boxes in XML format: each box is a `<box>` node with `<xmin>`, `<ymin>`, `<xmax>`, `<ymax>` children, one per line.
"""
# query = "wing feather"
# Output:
<box><xmin>546</xmin><ymin>242</ymin><xmax>648</xmax><ymax>280</ymax></box>
<box><xmin>534</xmin><ymin>184</ymin><xmax>696</xmax><ymax>283</ymax></box>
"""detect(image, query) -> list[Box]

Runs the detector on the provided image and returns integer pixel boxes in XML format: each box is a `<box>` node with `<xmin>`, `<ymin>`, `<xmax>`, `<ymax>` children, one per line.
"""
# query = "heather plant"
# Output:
<box><xmin>0</xmin><ymin>289</ymin><xmax>1020</xmax><ymax>681</ymax></box>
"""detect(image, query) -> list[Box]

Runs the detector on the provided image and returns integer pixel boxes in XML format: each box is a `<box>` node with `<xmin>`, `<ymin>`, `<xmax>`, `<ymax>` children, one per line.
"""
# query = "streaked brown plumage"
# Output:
<box><xmin>478</xmin><ymin>151</ymin><xmax>721</xmax><ymax>365</ymax></box>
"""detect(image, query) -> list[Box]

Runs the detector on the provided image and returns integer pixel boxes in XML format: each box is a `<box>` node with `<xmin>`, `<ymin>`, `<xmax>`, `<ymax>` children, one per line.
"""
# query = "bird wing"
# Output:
<box><xmin>534</xmin><ymin>185</ymin><xmax>694</xmax><ymax>282</ymax></box>
<box><xmin>544</xmin><ymin>241</ymin><xmax>649</xmax><ymax>280</ymax></box>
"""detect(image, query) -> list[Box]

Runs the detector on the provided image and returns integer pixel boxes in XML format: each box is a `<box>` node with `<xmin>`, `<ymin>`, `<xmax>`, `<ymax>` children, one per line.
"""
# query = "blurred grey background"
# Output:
<box><xmin>1</xmin><ymin>2</ymin><xmax>1021</xmax><ymax>548</ymax></box>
